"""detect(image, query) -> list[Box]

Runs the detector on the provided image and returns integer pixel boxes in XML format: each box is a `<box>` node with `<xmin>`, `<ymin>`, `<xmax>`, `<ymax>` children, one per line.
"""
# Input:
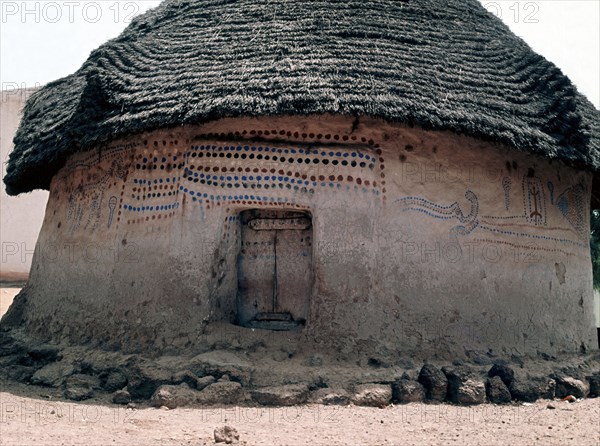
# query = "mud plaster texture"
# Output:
<box><xmin>2</xmin><ymin>115</ymin><xmax>596</xmax><ymax>366</ymax></box>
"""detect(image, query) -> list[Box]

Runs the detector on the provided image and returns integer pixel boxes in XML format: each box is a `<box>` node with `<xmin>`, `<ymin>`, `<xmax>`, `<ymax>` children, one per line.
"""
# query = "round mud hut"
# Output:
<box><xmin>3</xmin><ymin>0</ymin><xmax>599</xmax><ymax>363</ymax></box>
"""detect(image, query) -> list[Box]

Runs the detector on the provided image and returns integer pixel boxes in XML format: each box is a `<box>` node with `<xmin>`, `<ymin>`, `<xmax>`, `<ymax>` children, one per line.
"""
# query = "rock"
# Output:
<box><xmin>367</xmin><ymin>357</ymin><xmax>389</xmax><ymax>368</ymax></box>
<box><xmin>486</xmin><ymin>376</ymin><xmax>511</xmax><ymax>404</ymax></box>
<box><xmin>197</xmin><ymin>381</ymin><xmax>243</xmax><ymax>404</ymax></box>
<box><xmin>189</xmin><ymin>351</ymin><xmax>254</xmax><ymax>386</ymax></box>
<box><xmin>471</xmin><ymin>355</ymin><xmax>492</xmax><ymax>366</ymax></box>
<box><xmin>309</xmin><ymin>388</ymin><xmax>351</xmax><ymax>405</ymax></box>
<box><xmin>392</xmin><ymin>379</ymin><xmax>425</xmax><ymax>403</ymax></box>
<box><xmin>219</xmin><ymin>374</ymin><xmax>230</xmax><ymax>382</ymax></box>
<box><xmin>64</xmin><ymin>386</ymin><xmax>93</xmax><ymax>401</ymax></box>
<box><xmin>418</xmin><ymin>364</ymin><xmax>448</xmax><ymax>401</ymax></box>
<box><xmin>538</xmin><ymin>378</ymin><xmax>556</xmax><ymax>400</ymax></box>
<box><xmin>509</xmin><ymin>377</ymin><xmax>555</xmax><ymax>402</ymax></box>
<box><xmin>562</xmin><ymin>395</ymin><xmax>577</xmax><ymax>403</ymax></box>
<box><xmin>172</xmin><ymin>370</ymin><xmax>201</xmax><ymax>389</ymax></box>
<box><xmin>547</xmin><ymin>403</ymin><xmax>556</xmax><ymax>409</ymax></box>
<box><xmin>308</xmin><ymin>377</ymin><xmax>328</xmax><ymax>392</ymax></box>
<box><xmin>113</xmin><ymin>389</ymin><xmax>131</xmax><ymax>405</ymax></box>
<box><xmin>196</xmin><ymin>375</ymin><xmax>216</xmax><ymax>390</ymax></box>
<box><xmin>214</xmin><ymin>425</ymin><xmax>239</xmax><ymax>444</ymax></box>
<box><xmin>251</xmin><ymin>384</ymin><xmax>309</xmax><ymax>406</ymax></box>
<box><xmin>0</xmin><ymin>333</ymin><xmax>26</xmax><ymax>356</ymax></box>
<box><xmin>5</xmin><ymin>365</ymin><xmax>36</xmax><ymax>383</ymax></box>
<box><xmin>443</xmin><ymin>367</ymin><xmax>485</xmax><ymax>405</ymax></box>
<box><xmin>103</xmin><ymin>370</ymin><xmax>128</xmax><ymax>392</ymax></box>
<box><xmin>30</xmin><ymin>362</ymin><xmax>75</xmax><ymax>387</ymax></box>
<box><xmin>63</xmin><ymin>374</ymin><xmax>100</xmax><ymax>401</ymax></box>
<box><xmin>272</xmin><ymin>350</ymin><xmax>289</xmax><ymax>362</ymax></box>
<box><xmin>554</xmin><ymin>376</ymin><xmax>590</xmax><ymax>399</ymax></box>
<box><xmin>27</xmin><ymin>345</ymin><xmax>61</xmax><ymax>363</ymax></box>
<box><xmin>587</xmin><ymin>373</ymin><xmax>600</xmax><ymax>398</ymax></box>
<box><xmin>150</xmin><ymin>383</ymin><xmax>198</xmax><ymax>409</ymax></box>
<box><xmin>66</xmin><ymin>374</ymin><xmax>101</xmax><ymax>390</ymax></box>
<box><xmin>126</xmin><ymin>363</ymin><xmax>173</xmax><ymax>399</ymax></box>
<box><xmin>456</xmin><ymin>379</ymin><xmax>485</xmax><ymax>405</ymax></box>
<box><xmin>351</xmin><ymin>384</ymin><xmax>392</xmax><ymax>407</ymax></box>
<box><xmin>488</xmin><ymin>364</ymin><xmax>515</xmax><ymax>387</ymax></box>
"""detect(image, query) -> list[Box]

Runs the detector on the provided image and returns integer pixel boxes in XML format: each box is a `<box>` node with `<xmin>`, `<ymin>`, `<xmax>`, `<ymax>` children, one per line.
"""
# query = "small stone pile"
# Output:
<box><xmin>0</xmin><ymin>333</ymin><xmax>597</xmax><ymax>407</ymax></box>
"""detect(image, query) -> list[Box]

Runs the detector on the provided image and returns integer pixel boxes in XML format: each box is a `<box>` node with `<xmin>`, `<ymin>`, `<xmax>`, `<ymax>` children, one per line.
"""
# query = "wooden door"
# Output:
<box><xmin>237</xmin><ymin>210</ymin><xmax>312</xmax><ymax>330</ymax></box>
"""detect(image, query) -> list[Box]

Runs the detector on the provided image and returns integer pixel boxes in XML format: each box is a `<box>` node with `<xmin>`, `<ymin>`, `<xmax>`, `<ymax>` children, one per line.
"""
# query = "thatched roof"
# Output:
<box><xmin>4</xmin><ymin>0</ymin><xmax>599</xmax><ymax>195</ymax></box>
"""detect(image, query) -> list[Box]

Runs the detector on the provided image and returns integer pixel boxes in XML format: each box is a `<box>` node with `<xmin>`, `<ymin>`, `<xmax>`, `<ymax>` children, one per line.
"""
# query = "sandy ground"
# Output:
<box><xmin>0</xmin><ymin>287</ymin><xmax>599</xmax><ymax>446</ymax></box>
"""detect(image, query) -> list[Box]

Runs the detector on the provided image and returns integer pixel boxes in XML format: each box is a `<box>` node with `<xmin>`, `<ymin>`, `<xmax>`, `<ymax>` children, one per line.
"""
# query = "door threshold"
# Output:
<box><xmin>254</xmin><ymin>312</ymin><xmax>293</xmax><ymax>322</ymax></box>
<box><xmin>245</xmin><ymin>319</ymin><xmax>304</xmax><ymax>331</ymax></box>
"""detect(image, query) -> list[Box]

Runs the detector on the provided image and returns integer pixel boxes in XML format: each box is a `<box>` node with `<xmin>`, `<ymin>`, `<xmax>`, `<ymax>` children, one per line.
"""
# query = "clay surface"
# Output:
<box><xmin>3</xmin><ymin>115</ymin><xmax>595</xmax><ymax>360</ymax></box>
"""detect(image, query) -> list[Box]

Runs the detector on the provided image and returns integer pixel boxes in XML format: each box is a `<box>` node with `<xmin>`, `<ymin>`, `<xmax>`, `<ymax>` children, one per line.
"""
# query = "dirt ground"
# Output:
<box><xmin>1</xmin><ymin>287</ymin><xmax>599</xmax><ymax>446</ymax></box>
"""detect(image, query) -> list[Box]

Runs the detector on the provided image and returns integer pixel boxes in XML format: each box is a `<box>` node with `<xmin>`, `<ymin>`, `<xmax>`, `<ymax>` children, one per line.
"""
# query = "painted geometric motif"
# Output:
<box><xmin>522</xmin><ymin>175</ymin><xmax>546</xmax><ymax>226</ymax></box>
<box><xmin>502</xmin><ymin>177</ymin><xmax>511</xmax><ymax>210</ymax></box>
<box><xmin>66</xmin><ymin>155</ymin><xmax>128</xmax><ymax>233</ymax></box>
<box><xmin>395</xmin><ymin>190</ymin><xmax>479</xmax><ymax>236</ymax></box>
<box><xmin>556</xmin><ymin>184</ymin><xmax>586</xmax><ymax>239</ymax></box>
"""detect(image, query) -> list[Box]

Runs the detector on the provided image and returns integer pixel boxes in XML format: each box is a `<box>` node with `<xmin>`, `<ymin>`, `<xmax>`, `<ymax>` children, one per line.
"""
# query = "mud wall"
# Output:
<box><xmin>15</xmin><ymin>115</ymin><xmax>596</xmax><ymax>358</ymax></box>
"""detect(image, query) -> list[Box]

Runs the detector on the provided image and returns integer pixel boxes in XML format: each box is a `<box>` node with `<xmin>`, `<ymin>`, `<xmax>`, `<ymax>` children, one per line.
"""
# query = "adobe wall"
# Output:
<box><xmin>0</xmin><ymin>88</ymin><xmax>48</xmax><ymax>282</ymax></box>
<box><xmin>13</xmin><ymin>115</ymin><xmax>596</xmax><ymax>359</ymax></box>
